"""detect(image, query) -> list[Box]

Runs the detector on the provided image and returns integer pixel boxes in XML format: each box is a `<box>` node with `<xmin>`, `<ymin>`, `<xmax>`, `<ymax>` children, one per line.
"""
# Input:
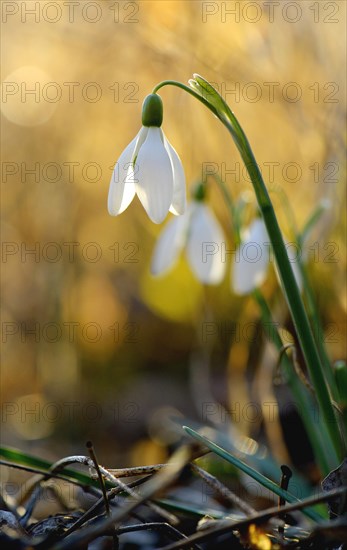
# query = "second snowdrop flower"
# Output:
<box><xmin>108</xmin><ymin>94</ymin><xmax>186</xmax><ymax>224</ymax></box>
<box><xmin>232</xmin><ymin>217</ymin><xmax>304</xmax><ymax>295</ymax></box>
<box><xmin>151</xmin><ymin>185</ymin><xmax>226</xmax><ymax>284</ymax></box>
<box><xmin>232</xmin><ymin>218</ymin><xmax>270</xmax><ymax>295</ymax></box>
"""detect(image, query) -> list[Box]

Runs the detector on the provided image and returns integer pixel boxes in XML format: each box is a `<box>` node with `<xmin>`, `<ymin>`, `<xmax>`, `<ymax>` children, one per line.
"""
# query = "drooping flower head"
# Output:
<box><xmin>231</xmin><ymin>216</ymin><xmax>304</xmax><ymax>295</ymax></box>
<box><xmin>151</xmin><ymin>183</ymin><xmax>226</xmax><ymax>284</ymax></box>
<box><xmin>231</xmin><ymin>217</ymin><xmax>270</xmax><ymax>295</ymax></box>
<box><xmin>108</xmin><ymin>94</ymin><xmax>186</xmax><ymax>224</ymax></box>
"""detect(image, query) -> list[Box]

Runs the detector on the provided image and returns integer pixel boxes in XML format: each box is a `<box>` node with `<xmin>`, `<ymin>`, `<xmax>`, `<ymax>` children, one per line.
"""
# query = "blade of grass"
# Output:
<box><xmin>183</xmin><ymin>426</ymin><xmax>323</xmax><ymax>522</ymax></box>
<box><xmin>170</xmin><ymin>415</ymin><xmax>315</xmax><ymax>501</ymax></box>
<box><xmin>283</xmin><ymin>195</ymin><xmax>339</xmax><ymax>401</ymax></box>
<box><xmin>0</xmin><ymin>446</ymin><xmax>108</xmax><ymax>489</ymax></box>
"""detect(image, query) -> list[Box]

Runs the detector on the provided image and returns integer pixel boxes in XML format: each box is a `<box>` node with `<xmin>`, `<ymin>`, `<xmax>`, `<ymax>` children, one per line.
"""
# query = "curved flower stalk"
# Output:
<box><xmin>150</xmin><ymin>74</ymin><xmax>344</xmax><ymax>459</ymax></box>
<box><xmin>151</xmin><ymin>188</ymin><xmax>226</xmax><ymax>284</ymax></box>
<box><xmin>108</xmin><ymin>94</ymin><xmax>186</xmax><ymax>224</ymax></box>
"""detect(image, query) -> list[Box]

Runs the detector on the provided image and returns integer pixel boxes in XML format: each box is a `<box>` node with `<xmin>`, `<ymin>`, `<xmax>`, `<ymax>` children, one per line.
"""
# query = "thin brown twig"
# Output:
<box><xmin>50</xmin><ymin>445</ymin><xmax>193</xmax><ymax>550</ymax></box>
<box><xmin>86</xmin><ymin>441</ymin><xmax>110</xmax><ymax>517</ymax></box>
<box><xmin>191</xmin><ymin>464</ymin><xmax>255</xmax><ymax>516</ymax></box>
<box><xmin>159</xmin><ymin>486</ymin><xmax>347</xmax><ymax>550</ymax></box>
<box><xmin>62</xmin><ymin>476</ymin><xmax>152</xmax><ymax>539</ymax></box>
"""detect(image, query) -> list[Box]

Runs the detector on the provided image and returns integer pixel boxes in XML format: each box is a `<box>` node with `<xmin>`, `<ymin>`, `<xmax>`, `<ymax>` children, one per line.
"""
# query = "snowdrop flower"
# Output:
<box><xmin>232</xmin><ymin>218</ymin><xmax>270</xmax><ymax>295</ymax></box>
<box><xmin>108</xmin><ymin>93</ymin><xmax>186</xmax><ymax>224</ymax></box>
<box><xmin>232</xmin><ymin>217</ymin><xmax>304</xmax><ymax>295</ymax></box>
<box><xmin>151</xmin><ymin>186</ymin><xmax>226</xmax><ymax>284</ymax></box>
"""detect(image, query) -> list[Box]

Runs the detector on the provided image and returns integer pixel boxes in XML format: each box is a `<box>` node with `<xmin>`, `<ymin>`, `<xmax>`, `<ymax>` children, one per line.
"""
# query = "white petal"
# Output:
<box><xmin>150</xmin><ymin>212</ymin><xmax>190</xmax><ymax>276</ymax></box>
<box><xmin>232</xmin><ymin>219</ymin><xmax>269</xmax><ymax>295</ymax></box>
<box><xmin>186</xmin><ymin>203</ymin><xmax>226</xmax><ymax>284</ymax></box>
<box><xmin>163</xmin><ymin>136</ymin><xmax>186</xmax><ymax>215</ymax></box>
<box><xmin>135</xmin><ymin>127</ymin><xmax>174</xmax><ymax>224</ymax></box>
<box><xmin>108</xmin><ymin>134</ymin><xmax>138</xmax><ymax>216</ymax></box>
<box><xmin>131</xmin><ymin>126</ymin><xmax>148</xmax><ymax>163</ymax></box>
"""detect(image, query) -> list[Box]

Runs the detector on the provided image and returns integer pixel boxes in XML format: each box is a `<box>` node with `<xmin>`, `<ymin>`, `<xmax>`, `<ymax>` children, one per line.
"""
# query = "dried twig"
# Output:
<box><xmin>86</xmin><ymin>441</ymin><xmax>110</xmax><ymax>517</ymax></box>
<box><xmin>50</xmin><ymin>445</ymin><xmax>193</xmax><ymax>550</ymax></box>
<box><xmin>191</xmin><ymin>464</ymin><xmax>255</xmax><ymax>516</ymax></box>
<box><xmin>159</xmin><ymin>486</ymin><xmax>347</xmax><ymax>550</ymax></box>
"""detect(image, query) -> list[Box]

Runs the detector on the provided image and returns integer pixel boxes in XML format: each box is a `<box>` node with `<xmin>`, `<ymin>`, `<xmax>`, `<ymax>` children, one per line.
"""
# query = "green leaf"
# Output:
<box><xmin>0</xmin><ymin>446</ymin><xmax>103</xmax><ymax>489</ymax></box>
<box><xmin>183</xmin><ymin>426</ymin><xmax>324</xmax><ymax>522</ymax></box>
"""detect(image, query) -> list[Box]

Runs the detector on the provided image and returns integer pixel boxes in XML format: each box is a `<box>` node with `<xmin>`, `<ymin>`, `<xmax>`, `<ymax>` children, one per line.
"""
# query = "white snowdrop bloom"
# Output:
<box><xmin>151</xmin><ymin>201</ymin><xmax>226</xmax><ymax>284</ymax></box>
<box><xmin>232</xmin><ymin>218</ymin><xmax>270</xmax><ymax>295</ymax></box>
<box><xmin>108</xmin><ymin>94</ymin><xmax>186</xmax><ymax>224</ymax></box>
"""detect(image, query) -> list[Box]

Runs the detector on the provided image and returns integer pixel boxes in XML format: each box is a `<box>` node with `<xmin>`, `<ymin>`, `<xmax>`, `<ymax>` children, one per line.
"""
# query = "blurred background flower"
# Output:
<box><xmin>151</xmin><ymin>197</ymin><xmax>226</xmax><ymax>283</ymax></box>
<box><xmin>1</xmin><ymin>1</ymin><xmax>346</xmax><ymax>474</ymax></box>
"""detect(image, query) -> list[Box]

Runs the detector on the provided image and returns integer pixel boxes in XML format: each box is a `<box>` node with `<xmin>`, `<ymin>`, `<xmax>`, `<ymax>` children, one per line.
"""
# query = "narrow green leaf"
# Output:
<box><xmin>183</xmin><ymin>426</ymin><xmax>323</xmax><ymax>522</ymax></box>
<box><xmin>0</xmin><ymin>446</ymin><xmax>103</xmax><ymax>489</ymax></box>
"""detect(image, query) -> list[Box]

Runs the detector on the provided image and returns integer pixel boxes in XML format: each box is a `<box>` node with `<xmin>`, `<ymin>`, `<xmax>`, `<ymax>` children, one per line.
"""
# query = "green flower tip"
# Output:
<box><xmin>191</xmin><ymin>182</ymin><xmax>207</xmax><ymax>202</ymax></box>
<box><xmin>142</xmin><ymin>93</ymin><xmax>163</xmax><ymax>127</ymax></box>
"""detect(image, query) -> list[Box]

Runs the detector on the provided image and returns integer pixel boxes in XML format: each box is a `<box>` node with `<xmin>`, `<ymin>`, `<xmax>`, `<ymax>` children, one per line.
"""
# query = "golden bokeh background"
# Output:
<box><xmin>1</xmin><ymin>0</ymin><xmax>346</xmax><ymax>467</ymax></box>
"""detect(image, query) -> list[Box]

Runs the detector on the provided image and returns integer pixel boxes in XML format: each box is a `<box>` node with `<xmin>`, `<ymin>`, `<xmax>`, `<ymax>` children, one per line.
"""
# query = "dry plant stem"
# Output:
<box><xmin>108</xmin><ymin>464</ymin><xmax>166</xmax><ymax>478</ymax></box>
<box><xmin>191</xmin><ymin>464</ymin><xmax>255</xmax><ymax>516</ymax></box>
<box><xmin>0</xmin><ymin>459</ymin><xmax>101</xmax><ymax>512</ymax></box>
<box><xmin>50</xmin><ymin>446</ymin><xmax>192</xmax><ymax>550</ymax></box>
<box><xmin>47</xmin><ymin>455</ymin><xmax>178</xmax><ymax>525</ymax></box>
<box><xmin>153</xmin><ymin>78</ymin><xmax>343</xmax><ymax>462</ymax></box>
<box><xmin>63</xmin><ymin>476</ymin><xmax>152</xmax><ymax>538</ymax></box>
<box><xmin>21</xmin><ymin>455</ymin><xmax>178</xmax><ymax>524</ymax></box>
<box><xmin>86</xmin><ymin>441</ymin><xmax>110</xmax><ymax>517</ymax></box>
<box><xmin>101</xmin><ymin>469</ymin><xmax>178</xmax><ymax>525</ymax></box>
<box><xmin>160</xmin><ymin>486</ymin><xmax>347</xmax><ymax>550</ymax></box>
<box><xmin>117</xmin><ymin>522</ymin><xmax>203</xmax><ymax>549</ymax></box>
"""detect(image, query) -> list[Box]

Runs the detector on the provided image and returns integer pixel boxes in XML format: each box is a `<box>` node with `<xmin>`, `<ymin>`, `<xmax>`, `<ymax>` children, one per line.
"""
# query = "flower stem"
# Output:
<box><xmin>213</xmin><ymin>172</ymin><xmax>335</xmax><ymax>474</ymax></box>
<box><xmin>279</xmin><ymin>193</ymin><xmax>338</xmax><ymax>401</ymax></box>
<box><xmin>253</xmin><ymin>288</ymin><xmax>337</xmax><ymax>475</ymax></box>
<box><xmin>153</xmin><ymin>78</ymin><xmax>344</xmax><ymax>461</ymax></box>
<box><xmin>220</xmin><ymin>121</ymin><xmax>343</xmax><ymax>460</ymax></box>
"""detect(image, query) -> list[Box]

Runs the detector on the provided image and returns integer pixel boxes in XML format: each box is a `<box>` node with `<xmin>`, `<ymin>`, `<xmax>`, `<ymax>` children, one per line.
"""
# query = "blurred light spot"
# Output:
<box><xmin>237</xmin><ymin>436</ymin><xmax>259</xmax><ymax>456</ymax></box>
<box><xmin>65</xmin><ymin>274</ymin><xmax>127</xmax><ymax>357</ymax></box>
<box><xmin>9</xmin><ymin>393</ymin><xmax>54</xmax><ymax>440</ymax></box>
<box><xmin>1</xmin><ymin>66</ymin><xmax>57</xmax><ymax>126</ymax></box>
<box><xmin>130</xmin><ymin>439</ymin><xmax>168</xmax><ymax>467</ymax></box>
<box><xmin>37</xmin><ymin>343</ymin><xmax>79</xmax><ymax>396</ymax></box>
<box><xmin>141</xmin><ymin>258</ymin><xmax>202</xmax><ymax>322</ymax></box>
<box><xmin>148</xmin><ymin>407</ymin><xmax>183</xmax><ymax>446</ymax></box>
